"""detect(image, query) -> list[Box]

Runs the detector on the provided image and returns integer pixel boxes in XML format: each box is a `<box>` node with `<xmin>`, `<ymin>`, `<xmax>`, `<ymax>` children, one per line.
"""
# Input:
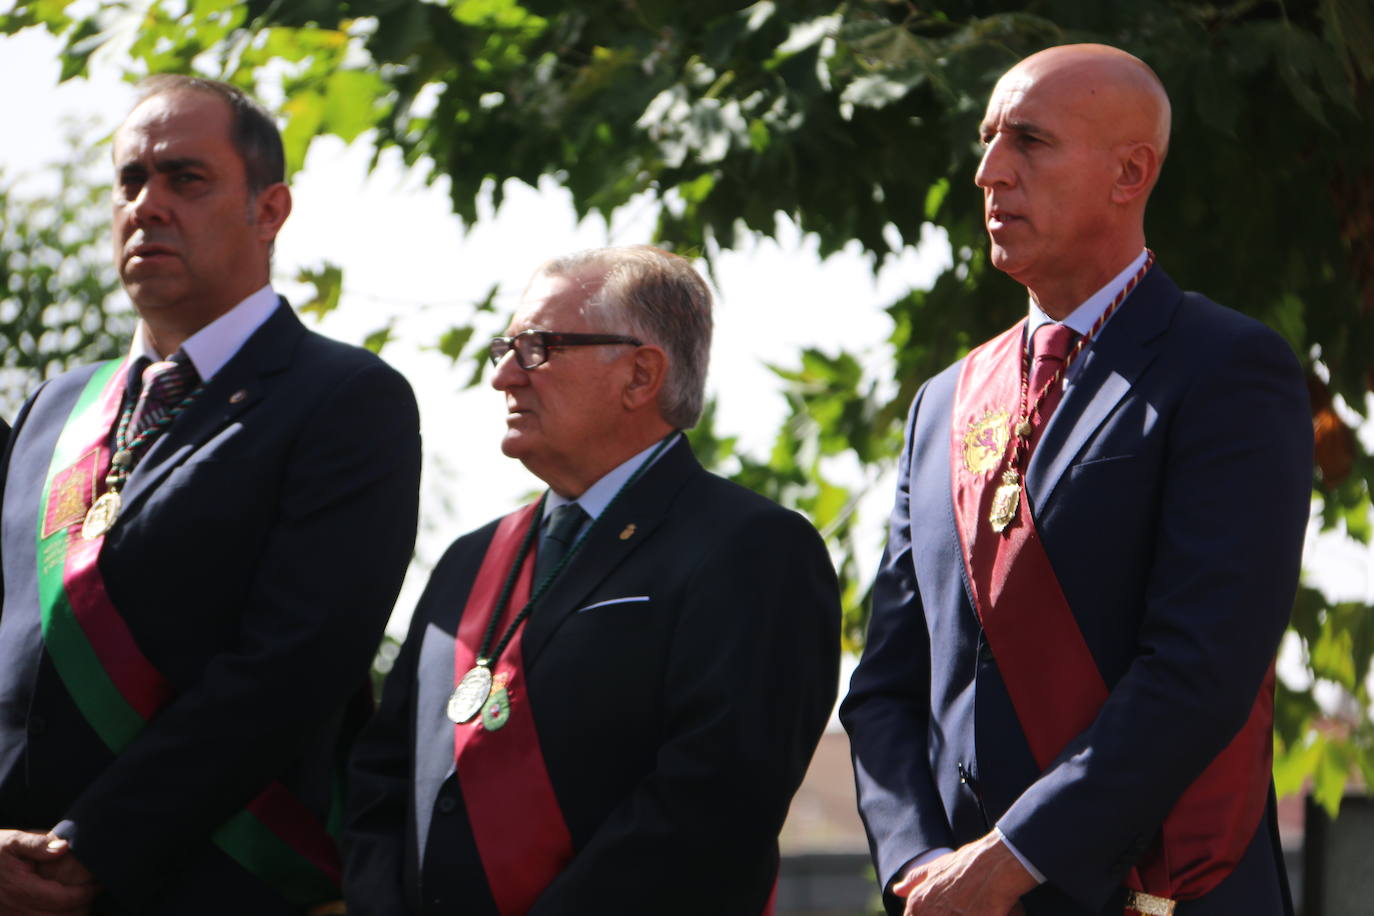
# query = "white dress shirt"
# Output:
<box><xmin>127</xmin><ymin>283</ymin><xmax>280</xmax><ymax>380</ymax></box>
<box><xmin>1025</xmin><ymin>248</ymin><xmax>1150</xmax><ymax>391</ymax></box>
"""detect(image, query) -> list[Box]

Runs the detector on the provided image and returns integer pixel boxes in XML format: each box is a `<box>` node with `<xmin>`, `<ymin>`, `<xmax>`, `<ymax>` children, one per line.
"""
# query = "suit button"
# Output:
<box><xmin>436</xmin><ymin>795</ymin><xmax>457</xmax><ymax>815</ymax></box>
<box><xmin>27</xmin><ymin>716</ymin><xmax>46</xmax><ymax>737</ymax></box>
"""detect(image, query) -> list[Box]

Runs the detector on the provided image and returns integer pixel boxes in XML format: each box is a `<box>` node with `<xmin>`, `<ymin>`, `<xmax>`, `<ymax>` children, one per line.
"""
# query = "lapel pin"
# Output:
<box><xmin>619</xmin><ymin>523</ymin><xmax>637</xmax><ymax>541</ymax></box>
<box><xmin>229</xmin><ymin>389</ymin><xmax>248</xmax><ymax>404</ymax></box>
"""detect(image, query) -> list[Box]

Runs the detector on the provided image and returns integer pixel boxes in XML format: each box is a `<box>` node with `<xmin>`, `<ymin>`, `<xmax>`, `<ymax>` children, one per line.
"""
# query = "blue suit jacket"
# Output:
<box><xmin>343</xmin><ymin>438</ymin><xmax>841</xmax><ymax>915</ymax></box>
<box><xmin>840</xmin><ymin>268</ymin><xmax>1312</xmax><ymax>915</ymax></box>
<box><xmin>0</xmin><ymin>303</ymin><xmax>421</xmax><ymax>914</ymax></box>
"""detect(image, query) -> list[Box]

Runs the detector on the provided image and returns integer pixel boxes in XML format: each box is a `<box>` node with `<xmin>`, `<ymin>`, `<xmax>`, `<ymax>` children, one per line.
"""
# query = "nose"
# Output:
<box><xmin>489</xmin><ymin>348</ymin><xmax>527</xmax><ymax>392</ymax></box>
<box><xmin>124</xmin><ymin>180</ymin><xmax>170</xmax><ymax>227</ymax></box>
<box><xmin>974</xmin><ymin>135</ymin><xmax>1012</xmax><ymax>190</ymax></box>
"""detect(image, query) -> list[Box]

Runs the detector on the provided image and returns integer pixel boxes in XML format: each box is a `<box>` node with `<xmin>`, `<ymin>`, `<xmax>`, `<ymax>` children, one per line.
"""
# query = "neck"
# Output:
<box><xmin>1026</xmin><ymin>239</ymin><xmax>1146</xmax><ymax>320</ymax></box>
<box><xmin>539</xmin><ymin>420</ymin><xmax>675</xmax><ymax>500</ymax></box>
<box><xmin>141</xmin><ymin>323</ymin><xmax>193</xmax><ymax>359</ymax></box>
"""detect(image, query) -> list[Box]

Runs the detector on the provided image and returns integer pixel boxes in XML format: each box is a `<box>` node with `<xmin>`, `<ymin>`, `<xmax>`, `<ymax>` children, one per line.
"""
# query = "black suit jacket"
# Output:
<box><xmin>0</xmin><ymin>302</ymin><xmax>422</xmax><ymax>914</ymax></box>
<box><xmin>344</xmin><ymin>438</ymin><xmax>841</xmax><ymax>915</ymax></box>
<box><xmin>841</xmin><ymin>269</ymin><xmax>1312</xmax><ymax>915</ymax></box>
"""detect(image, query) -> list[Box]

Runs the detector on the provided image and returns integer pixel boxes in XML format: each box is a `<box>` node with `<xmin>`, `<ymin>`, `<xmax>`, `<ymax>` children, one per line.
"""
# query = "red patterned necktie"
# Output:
<box><xmin>1027</xmin><ymin>322</ymin><xmax>1078</xmax><ymax>444</ymax></box>
<box><xmin>127</xmin><ymin>353</ymin><xmax>199</xmax><ymax>447</ymax></box>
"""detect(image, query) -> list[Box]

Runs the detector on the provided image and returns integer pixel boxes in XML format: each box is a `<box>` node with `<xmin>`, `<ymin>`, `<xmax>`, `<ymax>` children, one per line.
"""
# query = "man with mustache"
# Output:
<box><xmin>842</xmin><ymin>44</ymin><xmax>1312</xmax><ymax>915</ymax></box>
<box><xmin>343</xmin><ymin>246</ymin><xmax>841</xmax><ymax>915</ymax></box>
<box><xmin>0</xmin><ymin>76</ymin><xmax>420</xmax><ymax>914</ymax></box>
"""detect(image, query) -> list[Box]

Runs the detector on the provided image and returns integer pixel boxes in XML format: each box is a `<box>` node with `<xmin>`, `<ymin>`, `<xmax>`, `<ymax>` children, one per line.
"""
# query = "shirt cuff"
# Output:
<box><xmin>995</xmin><ymin>826</ymin><xmax>1046</xmax><ymax>885</ymax></box>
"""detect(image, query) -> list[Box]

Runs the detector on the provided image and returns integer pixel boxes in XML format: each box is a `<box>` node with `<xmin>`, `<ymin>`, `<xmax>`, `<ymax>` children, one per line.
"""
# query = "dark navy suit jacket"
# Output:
<box><xmin>0</xmin><ymin>303</ymin><xmax>421</xmax><ymax>914</ymax></box>
<box><xmin>841</xmin><ymin>268</ymin><xmax>1312</xmax><ymax>915</ymax></box>
<box><xmin>343</xmin><ymin>438</ymin><xmax>841</xmax><ymax>915</ymax></box>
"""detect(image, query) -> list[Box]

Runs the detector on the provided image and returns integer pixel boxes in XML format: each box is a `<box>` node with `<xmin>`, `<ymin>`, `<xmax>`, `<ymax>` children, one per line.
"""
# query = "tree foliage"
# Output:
<box><xmin>5</xmin><ymin>0</ymin><xmax>1374</xmax><ymax>811</ymax></box>
<box><xmin>0</xmin><ymin>144</ymin><xmax>130</xmax><ymax>418</ymax></box>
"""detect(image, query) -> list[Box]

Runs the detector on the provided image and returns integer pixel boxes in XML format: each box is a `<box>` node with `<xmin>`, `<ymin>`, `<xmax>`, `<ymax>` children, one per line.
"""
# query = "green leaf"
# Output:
<box><xmin>281</xmin><ymin>89</ymin><xmax>325</xmax><ymax>178</ymax></box>
<box><xmin>435</xmin><ymin>325</ymin><xmax>474</xmax><ymax>362</ymax></box>
<box><xmin>295</xmin><ymin>262</ymin><xmax>343</xmax><ymax>318</ymax></box>
<box><xmin>322</xmin><ymin>70</ymin><xmax>385</xmax><ymax>143</ymax></box>
<box><xmin>362</xmin><ymin>324</ymin><xmax>394</xmax><ymax>354</ymax></box>
<box><xmin>1313</xmin><ymin>735</ymin><xmax>1353</xmax><ymax>817</ymax></box>
<box><xmin>1274</xmin><ymin>732</ymin><xmax>1324</xmax><ymax>799</ymax></box>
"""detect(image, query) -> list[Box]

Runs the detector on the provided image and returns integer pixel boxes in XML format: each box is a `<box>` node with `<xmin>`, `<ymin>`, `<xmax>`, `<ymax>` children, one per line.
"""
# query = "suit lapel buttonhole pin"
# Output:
<box><xmin>619</xmin><ymin>523</ymin><xmax>636</xmax><ymax>541</ymax></box>
<box><xmin>229</xmin><ymin>389</ymin><xmax>248</xmax><ymax>404</ymax></box>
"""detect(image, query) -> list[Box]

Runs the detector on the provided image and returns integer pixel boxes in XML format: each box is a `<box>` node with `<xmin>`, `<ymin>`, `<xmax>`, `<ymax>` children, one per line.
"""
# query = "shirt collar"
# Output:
<box><xmin>543</xmin><ymin>432</ymin><xmax>680</xmax><ymax>523</ymax></box>
<box><xmin>1026</xmin><ymin>249</ymin><xmax>1149</xmax><ymax>343</ymax></box>
<box><xmin>128</xmin><ymin>284</ymin><xmax>279</xmax><ymax>381</ymax></box>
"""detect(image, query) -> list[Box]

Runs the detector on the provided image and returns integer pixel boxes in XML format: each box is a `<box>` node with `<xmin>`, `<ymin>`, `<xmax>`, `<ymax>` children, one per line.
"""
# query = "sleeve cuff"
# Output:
<box><xmin>995</xmin><ymin>826</ymin><xmax>1046</xmax><ymax>884</ymax></box>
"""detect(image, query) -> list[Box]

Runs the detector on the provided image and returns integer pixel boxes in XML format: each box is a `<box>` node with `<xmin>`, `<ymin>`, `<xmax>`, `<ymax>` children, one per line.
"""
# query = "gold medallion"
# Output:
<box><xmin>989</xmin><ymin>470</ymin><xmax>1021</xmax><ymax>533</ymax></box>
<box><xmin>81</xmin><ymin>491</ymin><xmax>122</xmax><ymax>541</ymax></box>
<box><xmin>962</xmin><ymin>410</ymin><xmax>1010</xmax><ymax>475</ymax></box>
<box><xmin>446</xmin><ymin>665</ymin><xmax>493</xmax><ymax>724</ymax></box>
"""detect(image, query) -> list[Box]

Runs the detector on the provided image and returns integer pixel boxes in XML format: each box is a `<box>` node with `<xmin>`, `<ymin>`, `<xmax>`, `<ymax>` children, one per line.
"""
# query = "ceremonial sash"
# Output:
<box><xmin>36</xmin><ymin>360</ymin><xmax>343</xmax><ymax>908</ymax></box>
<box><xmin>950</xmin><ymin>324</ymin><xmax>1273</xmax><ymax>907</ymax></box>
<box><xmin>453</xmin><ymin>504</ymin><xmax>575</xmax><ymax>915</ymax></box>
<box><xmin>453</xmin><ymin>505</ymin><xmax>778</xmax><ymax>916</ymax></box>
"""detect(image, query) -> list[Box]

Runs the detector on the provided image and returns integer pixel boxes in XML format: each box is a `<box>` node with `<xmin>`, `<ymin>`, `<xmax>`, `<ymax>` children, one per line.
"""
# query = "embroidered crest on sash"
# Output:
<box><xmin>42</xmin><ymin>448</ymin><xmax>99</xmax><ymax>539</ymax></box>
<box><xmin>961</xmin><ymin>409</ymin><xmax>1010</xmax><ymax>475</ymax></box>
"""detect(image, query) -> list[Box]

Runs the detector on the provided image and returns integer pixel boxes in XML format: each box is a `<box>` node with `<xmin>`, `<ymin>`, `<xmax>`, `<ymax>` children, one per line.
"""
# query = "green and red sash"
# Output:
<box><xmin>950</xmin><ymin>323</ymin><xmax>1272</xmax><ymax>906</ymax></box>
<box><xmin>36</xmin><ymin>360</ymin><xmax>343</xmax><ymax>908</ymax></box>
<box><xmin>453</xmin><ymin>503</ymin><xmax>575</xmax><ymax>915</ymax></box>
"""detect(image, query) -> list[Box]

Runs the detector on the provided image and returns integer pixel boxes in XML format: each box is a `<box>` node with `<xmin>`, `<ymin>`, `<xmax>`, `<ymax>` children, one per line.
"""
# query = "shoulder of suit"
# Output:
<box><xmin>1168</xmin><ymin>291</ymin><xmax>1297</xmax><ymax>360</ymax></box>
<box><xmin>294</xmin><ymin>323</ymin><xmax>407</xmax><ymax>375</ymax></box>
<box><xmin>22</xmin><ymin>360</ymin><xmax>114</xmax><ymax>414</ymax></box>
<box><xmin>674</xmin><ymin>468</ymin><xmax>816</xmax><ymax>534</ymax></box>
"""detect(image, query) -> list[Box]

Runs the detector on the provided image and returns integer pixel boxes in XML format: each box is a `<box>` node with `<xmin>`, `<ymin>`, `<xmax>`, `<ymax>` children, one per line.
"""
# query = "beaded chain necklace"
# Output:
<box><xmin>988</xmin><ymin>250</ymin><xmax>1155</xmax><ymax>533</ymax></box>
<box><xmin>81</xmin><ymin>366</ymin><xmax>205</xmax><ymax>541</ymax></box>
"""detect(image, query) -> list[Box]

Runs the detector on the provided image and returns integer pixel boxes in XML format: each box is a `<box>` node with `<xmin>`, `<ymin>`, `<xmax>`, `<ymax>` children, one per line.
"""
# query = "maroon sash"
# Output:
<box><xmin>453</xmin><ymin>504</ymin><xmax>574</xmax><ymax>915</ymax></box>
<box><xmin>451</xmin><ymin>504</ymin><xmax>779</xmax><ymax>915</ymax></box>
<box><xmin>950</xmin><ymin>322</ymin><xmax>1272</xmax><ymax>905</ymax></box>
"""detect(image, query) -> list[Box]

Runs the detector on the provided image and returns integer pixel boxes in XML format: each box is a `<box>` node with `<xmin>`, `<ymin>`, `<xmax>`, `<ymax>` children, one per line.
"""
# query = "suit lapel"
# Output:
<box><xmin>117</xmin><ymin>301</ymin><xmax>304</xmax><ymax>515</ymax></box>
<box><xmin>520</xmin><ymin>438</ymin><xmax>700</xmax><ymax>671</ymax></box>
<box><xmin>1026</xmin><ymin>268</ymin><xmax>1183</xmax><ymax>514</ymax></box>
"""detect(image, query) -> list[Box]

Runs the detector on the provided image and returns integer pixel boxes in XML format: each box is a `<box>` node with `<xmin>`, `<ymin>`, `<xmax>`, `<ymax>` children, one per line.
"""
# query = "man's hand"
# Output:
<box><xmin>894</xmin><ymin>831</ymin><xmax>1036</xmax><ymax>916</ymax></box>
<box><xmin>0</xmin><ymin>831</ymin><xmax>97</xmax><ymax>916</ymax></box>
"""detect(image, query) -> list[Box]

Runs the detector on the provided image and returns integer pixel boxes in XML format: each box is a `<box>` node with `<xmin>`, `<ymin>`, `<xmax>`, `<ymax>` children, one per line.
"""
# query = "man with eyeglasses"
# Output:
<box><xmin>343</xmin><ymin>245</ymin><xmax>842</xmax><ymax>915</ymax></box>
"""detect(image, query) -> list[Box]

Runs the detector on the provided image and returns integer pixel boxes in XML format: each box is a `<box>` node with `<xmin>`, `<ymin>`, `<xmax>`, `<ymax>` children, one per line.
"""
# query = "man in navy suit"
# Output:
<box><xmin>841</xmin><ymin>44</ymin><xmax>1312</xmax><ymax>916</ymax></box>
<box><xmin>0</xmin><ymin>76</ymin><xmax>420</xmax><ymax>914</ymax></box>
<box><xmin>343</xmin><ymin>246</ymin><xmax>840</xmax><ymax>915</ymax></box>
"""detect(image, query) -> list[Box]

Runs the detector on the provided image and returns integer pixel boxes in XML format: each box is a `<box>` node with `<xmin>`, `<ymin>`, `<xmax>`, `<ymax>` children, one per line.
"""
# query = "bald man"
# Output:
<box><xmin>842</xmin><ymin>44</ymin><xmax>1310</xmax><ymax>916</ymax></box>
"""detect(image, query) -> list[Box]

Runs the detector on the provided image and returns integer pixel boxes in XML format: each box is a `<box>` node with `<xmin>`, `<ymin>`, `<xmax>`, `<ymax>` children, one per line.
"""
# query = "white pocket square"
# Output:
<box><xmin>576</xmin><ymin>596</ymin><xmax>650</xmax><ymax>614</ymax></box>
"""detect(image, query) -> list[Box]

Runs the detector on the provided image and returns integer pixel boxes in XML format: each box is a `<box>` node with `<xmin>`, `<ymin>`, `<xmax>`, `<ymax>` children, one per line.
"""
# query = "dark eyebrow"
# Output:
<box><xmin>116</xmin><ymin>157</ymin><xmax>210</xmax><ymax>179</ymax></box>
<box><xmin>1007</xmin><ymin>119</ymin><xmax>1054</xmax><ymax>142</ymax></box>
<box><xmin>980</xmin><ymin>119</ymin><xmax>1055</xmax><ymax>142</ymax></box>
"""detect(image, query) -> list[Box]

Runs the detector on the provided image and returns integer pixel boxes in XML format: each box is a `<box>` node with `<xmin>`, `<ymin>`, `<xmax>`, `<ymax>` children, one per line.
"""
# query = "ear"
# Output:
<box><xmin>253</xmin><ymin>182</ymin><xmax>293</xmax><ymax>242</ymax></box>
<box><xmin>621</xmin><ymin>345</ymin><xmax>667</xmax><ymax>412</ymax></box>
<box><xmin>1111</xmin><ymin>142</ymin><xmax>1158</xmax><ymax>205</ymax></box>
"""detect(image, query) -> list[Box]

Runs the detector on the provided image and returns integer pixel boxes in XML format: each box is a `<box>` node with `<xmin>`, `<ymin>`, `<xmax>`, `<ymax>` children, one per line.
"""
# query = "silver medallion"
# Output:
<box><xmin>446</xmin><ymin>665</ymin><xmax>493</xmax><ymax>724</ymax></box>
<box><xmin>81</xmin><ymin>491</ymin><xmax>122</xmax><ymax>541</ymax></box>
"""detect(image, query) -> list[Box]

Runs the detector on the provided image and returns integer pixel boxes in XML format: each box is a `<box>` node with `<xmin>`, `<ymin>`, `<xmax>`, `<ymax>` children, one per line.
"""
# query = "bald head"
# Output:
<box><xmin>1006</xmin><ymin>44</ymin><xmax>1171</xmax><ymax>163</ymax></box>
<box><xmin>975</xmin><ymin>43</ymin><xmax>1172</xmax><ymax>315</ymax></box>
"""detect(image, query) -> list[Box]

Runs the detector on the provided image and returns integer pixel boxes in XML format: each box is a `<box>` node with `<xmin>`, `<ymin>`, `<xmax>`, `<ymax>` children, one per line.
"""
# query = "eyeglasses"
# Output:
<box><xmin>489</xmin><ymin>330</ymin><xmax>643</xmax><ymax>370</ymax></box>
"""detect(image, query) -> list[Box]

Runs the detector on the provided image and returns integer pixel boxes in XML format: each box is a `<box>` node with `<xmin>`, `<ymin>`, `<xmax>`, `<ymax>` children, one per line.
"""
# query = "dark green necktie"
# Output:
<box><xmin>535</xmin><ymin>502</ymin><xmax>588</xmax><ymax>585</ymax></box>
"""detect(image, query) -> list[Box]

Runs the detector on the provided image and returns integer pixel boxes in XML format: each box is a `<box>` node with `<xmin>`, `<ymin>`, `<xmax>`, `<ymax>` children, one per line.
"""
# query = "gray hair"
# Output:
<box><xmin>540</xmin><ymin>246</ymin><xmax>713</xmax><ymax>429</ymax></box>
